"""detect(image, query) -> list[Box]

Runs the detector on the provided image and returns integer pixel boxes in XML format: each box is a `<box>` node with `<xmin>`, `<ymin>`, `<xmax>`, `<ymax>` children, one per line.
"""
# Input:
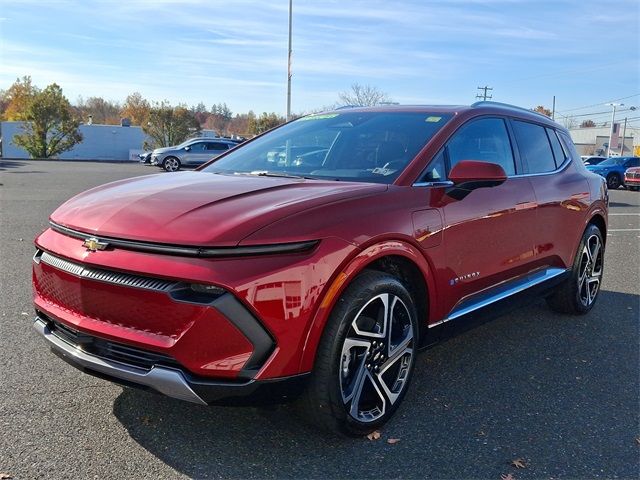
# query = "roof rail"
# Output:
<box><xmin>471</xmin><ymin>101</ymin><xmax>552</xmax><ymax>120</ymax></box>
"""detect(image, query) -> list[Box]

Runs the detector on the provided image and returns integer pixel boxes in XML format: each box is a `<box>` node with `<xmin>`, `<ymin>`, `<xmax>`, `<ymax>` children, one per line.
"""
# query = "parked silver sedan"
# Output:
<box><xmin>151</xmin><ymin>138</ymin><xmax>239</xmax><ymax>171</ymax></box>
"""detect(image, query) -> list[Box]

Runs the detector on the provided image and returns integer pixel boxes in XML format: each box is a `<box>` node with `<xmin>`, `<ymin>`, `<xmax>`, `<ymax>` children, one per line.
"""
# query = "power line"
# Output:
<box><xmin>476</xmin><ymin>85</ymin><xmax>493</xmax><ymax>101</ymax></box>
<box><xmin>556</xmin><ymin>93</ymin><xmax>639</xmax><ymax>113</ymax></box>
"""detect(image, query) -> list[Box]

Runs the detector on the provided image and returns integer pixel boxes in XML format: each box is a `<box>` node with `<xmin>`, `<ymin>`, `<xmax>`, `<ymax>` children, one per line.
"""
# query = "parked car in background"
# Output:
<box><xmin>581</xmin><ymin>155</ymin><xmax>607</xmax><ymax>166</ymax></box>
<box><xmin>586</xmin><ymin>156</ymin><xmax>640</xmax><ymax>189</ymax></box>
<box><xmin>624</xmin><ymin>166</ymin><xmax>640</xmax><ymax>191</ymax></box>
<box><xmin>32</xmin><ymin>102</ymin><xmax>607</xmax><ymax>436</ymax></box>
<box><xmin>151</xmin><ymin>138</ymin><xmax>239</xmax><ymax>172</ymax></box>
<box><xmin>138</xmin><ymin>151</ymin><xmax>152</xmax><ymax>164</ymax></box>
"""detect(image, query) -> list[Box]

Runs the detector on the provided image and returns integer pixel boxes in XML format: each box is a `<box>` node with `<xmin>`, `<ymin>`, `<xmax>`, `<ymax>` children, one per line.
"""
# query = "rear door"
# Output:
<box><xmin>511</xmin><ymin>121</ymin><xmax>588</xmax><ymax>269</ymax></box>
<box><xmin>204</xmin><ymin>142</ymin><xmax>230</xmax><ymax>163</ymax></box>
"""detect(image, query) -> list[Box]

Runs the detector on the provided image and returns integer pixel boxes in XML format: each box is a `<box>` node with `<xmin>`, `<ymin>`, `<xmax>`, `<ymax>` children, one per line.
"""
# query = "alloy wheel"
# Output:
<box><xmin>577</xmin><ymin>234</ymin><xmax>603</xmax><ymax>307</ymax></box>
<box><xmin>164</xmin><ymin>158</ymin><xmax>180</xmax><ymax>172</ymax></box>
<box><xmin>339</xmin><ymin>293</ymin><xmax>414</xmax><ymax>423</ymax></box>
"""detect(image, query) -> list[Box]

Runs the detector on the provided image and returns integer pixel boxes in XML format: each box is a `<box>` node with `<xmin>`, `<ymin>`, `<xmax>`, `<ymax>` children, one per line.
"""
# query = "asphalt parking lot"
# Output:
<box><xmin>1</xmin><ymin>159</ymin><xmax>638</xmax><ymax>479</ymax></box>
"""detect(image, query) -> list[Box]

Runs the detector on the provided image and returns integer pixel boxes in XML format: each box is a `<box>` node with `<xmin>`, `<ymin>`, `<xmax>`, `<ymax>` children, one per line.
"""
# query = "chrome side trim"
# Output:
<box><xmin>49</xmin><ymin>221</ymin><xmax>319</xmax><ymax>258</ymax></box>
<box><xmin>430</xmin><ymin>267</ymin><xmax>568</xmax><ymax>328</ymax></box>
<box><xmin>33</xmin><ymin>318</ymin><xmax>207</xmax><ymax>405</ymax></box>
<box><xmin>38</xmin><ymin>251</ymin><xmax>176</xmax><ymax>293</ymax></box>
<box><xmin>412</xmin><ymin>180</ymin><xmax>455</xmax><ymax>187</ymax></box>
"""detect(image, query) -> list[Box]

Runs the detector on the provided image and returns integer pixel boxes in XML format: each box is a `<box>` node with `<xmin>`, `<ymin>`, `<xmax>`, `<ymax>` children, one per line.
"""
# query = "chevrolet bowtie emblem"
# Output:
<box><xmin>82</xmin><ymin>237</ymin><xmax>108</xmax><ymax>252</ymax></box>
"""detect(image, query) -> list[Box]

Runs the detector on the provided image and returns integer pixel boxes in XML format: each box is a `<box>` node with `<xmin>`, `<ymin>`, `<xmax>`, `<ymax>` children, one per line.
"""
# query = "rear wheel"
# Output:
<box><xmin>163</xmin><ymin>157</ymin><xmax>181</xmax><ymax>172</ymax></box>
<box><xmin>606</xmin><ymin>173</ymin><xmax>621</xmax><ymax>189</ymax></box>
<box><xmin>546</xmin><ymin>224</ymin><xmax>604</xmax><ymax>314</ymax></box>
<box><xmin>300</xmin><ymin>270</ymin><xmax>418</xmax><ymax>436</ymax></box>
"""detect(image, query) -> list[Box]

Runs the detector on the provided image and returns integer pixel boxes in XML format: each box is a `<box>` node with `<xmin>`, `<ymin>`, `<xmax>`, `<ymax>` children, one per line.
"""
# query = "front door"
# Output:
<box><xmin>426</xmin><ymin>117</ymin><xmax>538</xmax><ymax>318</ymax></box>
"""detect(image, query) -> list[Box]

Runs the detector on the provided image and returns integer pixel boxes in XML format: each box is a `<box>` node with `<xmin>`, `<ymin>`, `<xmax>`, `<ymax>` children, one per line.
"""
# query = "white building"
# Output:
<box><xmin>569</xmin><ymin>124</ymin><xmax>638</xmax><ymax>156</ymax></box>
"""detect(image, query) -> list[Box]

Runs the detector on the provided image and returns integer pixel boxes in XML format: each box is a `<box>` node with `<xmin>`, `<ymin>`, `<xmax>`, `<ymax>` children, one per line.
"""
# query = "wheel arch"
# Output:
<box><xmin>298</xmin><ymin>240</ymin><xmax>436</xmax><ymax>373</ymax></box>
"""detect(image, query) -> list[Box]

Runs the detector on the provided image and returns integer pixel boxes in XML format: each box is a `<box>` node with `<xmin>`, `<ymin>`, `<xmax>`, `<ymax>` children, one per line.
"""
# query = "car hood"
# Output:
<box><xmin>152</xmin><ymin>146</ymin><xmax>176</xmax><ymax>154</ymax></box>
<box><xmin>50</xmin><ymin>171</ymin><xmax>387</xmax><ymax>246</ymax></box>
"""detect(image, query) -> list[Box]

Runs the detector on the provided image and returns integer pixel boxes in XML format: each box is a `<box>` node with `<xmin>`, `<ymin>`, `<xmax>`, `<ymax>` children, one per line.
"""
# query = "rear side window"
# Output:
<box><xmin>512</xmin><ymin>121</ymin><xmax>556</xmax><ymax>173</ymax></box>
<box><xmin>446</xmin><ymin>118</ymin><xmax>516</xmax><ymax>176</ymax></box>
<box><xmin>206</xmin><ymin>142</ymin><xmax>229</xmax><ymax>151</ymax></box>
<box><xmin>546</xmin><ymin>128</ymin><xmax>566</xmax><ymax>168</ymax></box>
<box><xmin>625</xmin><ymin>158</ymin><xmax>640</xmax><ymax>168</ymax></box>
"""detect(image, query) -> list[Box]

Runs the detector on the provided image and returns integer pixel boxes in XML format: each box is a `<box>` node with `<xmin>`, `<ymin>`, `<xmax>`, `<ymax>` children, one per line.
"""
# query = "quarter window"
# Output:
<box><xmin>546</xmin><ymin>128</ymin><xmax>566</xmax><ymax>167</ymax></box>
<box><xmin>446</xmin><ymin>118</ymin><xmax>516</xmax><ymax>176</ymax></box>
<box><xmin>512</xmin><ymin>121</ymin><xmax>556</xmax><ymax>173</ymax></box>
<box><xmin>421</xmin><ymin>149</ymin><xmax>447</xmax><ymax>182</ymax></box>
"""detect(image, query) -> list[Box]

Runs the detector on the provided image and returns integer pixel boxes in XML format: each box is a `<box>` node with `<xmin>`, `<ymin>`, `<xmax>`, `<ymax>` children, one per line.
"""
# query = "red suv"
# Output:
<box><xmin>32</xmin><ymin>103</ymin><xmax>608</xmax><ymax>435</ymax></box>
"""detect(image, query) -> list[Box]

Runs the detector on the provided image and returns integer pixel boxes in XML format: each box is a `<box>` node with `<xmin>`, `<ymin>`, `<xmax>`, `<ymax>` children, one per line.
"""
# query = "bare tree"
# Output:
<box><xmin>338</xmin><ymin>83</ymin><xmax>391</xmax><ymax>107</ymax></box>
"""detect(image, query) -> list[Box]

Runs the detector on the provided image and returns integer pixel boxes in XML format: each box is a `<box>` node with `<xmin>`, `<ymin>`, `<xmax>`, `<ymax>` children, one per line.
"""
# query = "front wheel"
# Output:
<box><xmin>546</xmin><ymin>224</ymin><xmax>604</xmax><ymax>314</ymax></box>
<box><xmin>162</xmin><ymin>157</ymin><xmax>181</xmax><ymax>172</ymax></box>
<box><xmin>300</xmin><ymin>271</ymin><xmax>418</xmax><ymax>436</ymax></box>
<box><xmin>606</xmin><ymin>173</ymin><xmax>621</xmax><ymax>189</ymax></box>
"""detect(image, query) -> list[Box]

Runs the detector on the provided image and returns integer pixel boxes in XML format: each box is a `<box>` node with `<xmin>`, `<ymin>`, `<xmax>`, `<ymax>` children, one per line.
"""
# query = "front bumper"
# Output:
<box><xmin>33</xmin><ymin>315</ymin><xmax>308</xmax><ymax>405</ymax></box>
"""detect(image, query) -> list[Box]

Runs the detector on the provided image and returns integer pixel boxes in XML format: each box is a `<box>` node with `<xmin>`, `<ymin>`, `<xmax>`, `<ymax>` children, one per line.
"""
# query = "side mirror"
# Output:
<box><xmin>184</xmin><ymin>146</ymin><xmax>191</xmax><ymax>151</ymax></box>
<box><xmin>448</xmin><ymin>160</ymin><xmax>507</xmax><ymax>189</ymax></box>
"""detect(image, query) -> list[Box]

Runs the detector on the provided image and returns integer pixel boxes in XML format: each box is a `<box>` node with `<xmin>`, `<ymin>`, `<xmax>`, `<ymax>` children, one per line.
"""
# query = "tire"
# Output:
<box><xmin>162</xmin><ymin>157</ymin><xmax>181</xmax><ymax>172</ymax></box>
<box><xmin>299</xmin><ymin>270</ymin><xmax>419</xmax><ymax>436</ymax></box>
<box><xmin>546</xmin><ymin>224</ymin><xmax>604</xmax><ymax>315</ymax></box>
<box><xmin>606</xmin><ymin>173</ymin><xmax>621</xmax><ymax>190</ymax></box>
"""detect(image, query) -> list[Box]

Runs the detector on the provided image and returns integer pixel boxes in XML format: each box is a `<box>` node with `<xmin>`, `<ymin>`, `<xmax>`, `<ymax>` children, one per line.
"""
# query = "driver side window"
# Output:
<box><xmin>447</xmin><ymin>118</ymin><xmax>516</xmax><ymax>176</ymax></box>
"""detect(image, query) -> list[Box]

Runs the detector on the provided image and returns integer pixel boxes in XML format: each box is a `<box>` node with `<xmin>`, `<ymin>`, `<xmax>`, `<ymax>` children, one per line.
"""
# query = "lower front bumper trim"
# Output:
<box><xmin>33</xmin><ymin>318</ymin><xmax>208</xmax><ymax>405</ymax></box>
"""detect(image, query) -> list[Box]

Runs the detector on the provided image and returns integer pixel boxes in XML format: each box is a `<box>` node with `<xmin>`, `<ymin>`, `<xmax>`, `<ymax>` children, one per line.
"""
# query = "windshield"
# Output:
<box><xmin>202</xmin><ymin>111</ymin><xmax>452</xmax><ymax>183</ymax></box>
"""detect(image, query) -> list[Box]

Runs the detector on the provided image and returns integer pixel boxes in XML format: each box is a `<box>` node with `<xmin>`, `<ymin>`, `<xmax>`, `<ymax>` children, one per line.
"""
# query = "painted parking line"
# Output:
<box><xmin>608</xmin><ymin>228</ymin><xmax>640</xmax><ymax>232</ymax></box>
<box><xmin>609</xmin><ymin>213</ymin><xmax>640</xmax><ymax>216</ymax></box>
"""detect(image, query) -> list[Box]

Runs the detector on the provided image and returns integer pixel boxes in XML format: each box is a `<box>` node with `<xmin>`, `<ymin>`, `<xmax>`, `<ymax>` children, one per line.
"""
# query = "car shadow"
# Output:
<box><xmin>0</xmin><ymin>159</ymin><xmax>28</xmax><ymax>171</ymax></box>
<box><xmin>112</xmin><ymin>289</ymin><xmax>639</xmax><ymax>479</ymax></box>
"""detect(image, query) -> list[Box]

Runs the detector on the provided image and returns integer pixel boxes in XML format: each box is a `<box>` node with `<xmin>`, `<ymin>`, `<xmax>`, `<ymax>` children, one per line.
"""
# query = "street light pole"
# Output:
<box><xmin>286</xmin><ymin>0</ymin><xmax>293</xmax><ymax>121</ymax></box>
<box><xmin>606</xmin><ymin>102</ymin><xmax>623</xmax><ymax>157</ymax></box>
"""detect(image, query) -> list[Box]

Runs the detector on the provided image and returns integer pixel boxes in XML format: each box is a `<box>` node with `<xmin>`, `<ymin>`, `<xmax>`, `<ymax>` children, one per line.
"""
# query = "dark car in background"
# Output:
<box><xmin>586</xmin><ymin>156</ymin><xmax>640</xmax><ymax>189</ymax></box>
<box><xmin>151</xmin><ymin>138</ymin><xmax>240</xmax><ymax>172</ymax></box>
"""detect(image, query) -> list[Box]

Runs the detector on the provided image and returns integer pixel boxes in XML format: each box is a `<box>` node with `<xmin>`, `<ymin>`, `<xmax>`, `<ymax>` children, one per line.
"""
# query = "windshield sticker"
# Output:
<box><xmin>425</xmin><ymin>116</ymin><xmax>443</xmax><ymax>122</ymax></box>
<box><xmin>299</xmin><ymin>113</ymin><xmax>340</xmax><ymax>121</ymax></box>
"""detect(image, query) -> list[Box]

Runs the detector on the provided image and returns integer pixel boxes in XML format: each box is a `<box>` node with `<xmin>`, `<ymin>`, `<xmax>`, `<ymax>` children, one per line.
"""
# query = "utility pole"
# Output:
<box><xmin>620</xmin><ymin>117</ymin><xmax>628</xmax><ymax>156</ymax></box>
<box><xmin>605</xmin><ymin>102</ymin><xmax>623</xmax><ymax>157</ymax></box>
<box><xmin>551</xmin><ymin>95</ymin><xmax>555</xmax><ymax>121</ymax></box>
<box><xmin>286</xmin><ymin>0</ymin><xmax>293</xmax><ymax>121</ymax></box>
<box><xmin>476</xmin><ymin>85</ymin><xmax>493</xmax><ymax>101</ymax></box>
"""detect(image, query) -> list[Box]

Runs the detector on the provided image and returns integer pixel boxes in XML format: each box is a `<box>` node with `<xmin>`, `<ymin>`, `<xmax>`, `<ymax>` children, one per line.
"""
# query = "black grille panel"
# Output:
<box><xmin>41</xmin><ymin>313</ymin><xmax>180</xmax><ymax>371</ymax></box>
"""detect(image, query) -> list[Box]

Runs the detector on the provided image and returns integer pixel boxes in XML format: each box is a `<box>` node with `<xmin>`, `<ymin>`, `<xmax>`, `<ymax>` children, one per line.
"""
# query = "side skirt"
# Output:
<box><xmin>419</xmin><ymin>267</ymin><xmax>570</xmax><ymax>349</ymax></box>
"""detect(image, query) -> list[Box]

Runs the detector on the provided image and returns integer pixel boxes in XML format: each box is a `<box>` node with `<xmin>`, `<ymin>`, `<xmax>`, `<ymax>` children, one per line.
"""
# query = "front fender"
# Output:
<box><xmin>298</xmin><ymin>239</ymin><xmax>436</xmax><ymax>373</ymax></box>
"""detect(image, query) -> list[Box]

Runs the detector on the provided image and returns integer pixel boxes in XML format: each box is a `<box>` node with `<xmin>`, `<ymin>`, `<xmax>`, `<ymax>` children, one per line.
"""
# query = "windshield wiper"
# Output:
<box><xmin>246</xmin><ymin>170</ymin><xmax>306</xmax><ymax>179</ymax></box>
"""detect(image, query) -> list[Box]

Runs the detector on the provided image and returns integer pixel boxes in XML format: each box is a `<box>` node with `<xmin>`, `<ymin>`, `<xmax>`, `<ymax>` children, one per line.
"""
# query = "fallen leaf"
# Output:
<box><xmin>0</xmin><ymin>473</ymin><xmax>13</xmax><ymax>480</ymax></box>
<box><xmin>478</xmin><ymin>430</ymin><xmax>486</xmax><ymax>436</ymax></box>
<box><xmin>635</xmin><ymin>437</ymin><xmax>640</xmax><ymax>445</ymax></box>
<box><xmin>501</xmin><ymin>474</ymin><xmax>515</xmax><ymax>480</ymax></box>
<box><xmin>511</xmin><ymin>458</ymin><xmax>527</xmax><ymax>469</ymax></box>
<box><xmin>140</xmin><ymin>415</ymin><xmax>152</xmax><ymax>425</ymax></box>
<box><xmin>20</xmin><ymin>312</ymin><xmax>29</xmax><ymax>316</ymax></box>
<box><xmin>366</xmin><ymin>430</ymin><xmax>381</xmax><ymax>440</ymax></box>
<box><xmin>387</xmin><ymin>438</ymin><xmax>400</xmax><ymax>444</ymax></box>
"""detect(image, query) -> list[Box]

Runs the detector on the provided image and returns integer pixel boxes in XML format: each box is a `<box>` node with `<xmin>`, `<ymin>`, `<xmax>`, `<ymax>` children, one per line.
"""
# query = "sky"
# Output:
<box><xmin>0</xmin><ymin>0</ymin><xmax>639</xmax><ymax>123</ymax></box>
